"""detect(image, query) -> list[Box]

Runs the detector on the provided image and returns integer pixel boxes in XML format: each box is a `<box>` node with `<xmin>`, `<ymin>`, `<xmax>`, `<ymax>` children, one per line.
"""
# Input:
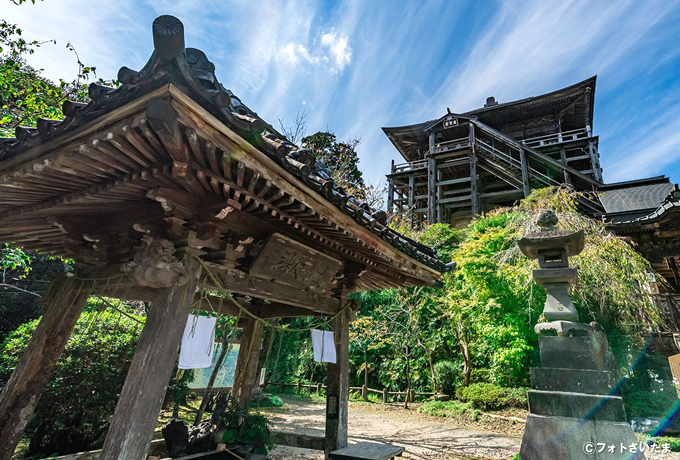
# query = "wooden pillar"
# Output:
<box><xmin>427</xmin><ymin>131</ymin><xmax>436</xmax><ymax>224</ymax></box>
<box><xmin>469</xmin><ymin>123</ymin><xmax>479</xmax><ymax>216</ymax></box>
<box><xmin>386</xmin><ymin>176</ymin><xmax>394</xmax><ymax>214</ymax></box>
<box><xmin>436</xmin><ymin>168</ymin><xmax>443</xmax><ymax>224</ymax></box>
<box><xmin>519</xmin><ymin>148</ymin><xmax>531</xmax><ymax>198</ymax></box>
<box><xmin>325</xmin><ymin>309</ymin><xmax>350</xmax><ymax>456</ymax></box>
<box><xmin>407</xmin><ymin>173</ymin><xmax>414</xmax><ymax>223</ymax></box>
<box><xmin>588</xmin><ymin>139</ymin><xmax>603</xmax><ymax>182</ymax></box>
<box><xmin>232</xmin><ymin>317</ymin><xmax>265</xmax><ymax>408</ymax></box>
<box><xmin>470</xmin><ymin>153</ymin><xmax>479</xmax><ymax>216</ymax></box>
<box><xmin>0</xmin><ymin>276</ymin><xmax>90</xmax><ymax>460</ymax></box>
<box><xmin>100</xmin><ymin>260</ymin><xmax>201</xmax><ymax>460</ymax></box>
<box><xmin>559</xmin><ymin>146</ymin><xmax>572</xmax><ymax>186</ymax></box>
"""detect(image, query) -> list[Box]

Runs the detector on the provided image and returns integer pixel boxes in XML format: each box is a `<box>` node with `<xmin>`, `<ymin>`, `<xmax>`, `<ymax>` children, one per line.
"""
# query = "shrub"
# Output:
<box><xmin>504</xmin><ymin>387</ymin><xmax>529</xmax><ymax>409</ymax></box>
<box><xmin>0</xmin><ymin>304</ymin><xmax>197</xmax><ymax>457</ymax></box>
<box><xmin>0</xmin><ymin>310</ymin><xmax>144</xmax><ymax>456</ymax></box>
<box><xmin>433</xmin><ymin>360</ymin><xmax>461</xmax><ymax>396</ymax></box>
<box><xmin>257</xmin><ymin>395</ymin><xmax>283</xmax><ymax>408</ymax></box>
<box><xmin>417</xmin><ymin>400</ymin><xmax>473</xmax><ymax>418</ymax></box>
<box><xmin>457</xmin><ymin>383</ymin><xmax>528</xmax><ymax>411</ymax></box>
<box><xmin>470</xmin><ymin>368</ymin><xmax>491</xmax><ymax>384</ymax></box>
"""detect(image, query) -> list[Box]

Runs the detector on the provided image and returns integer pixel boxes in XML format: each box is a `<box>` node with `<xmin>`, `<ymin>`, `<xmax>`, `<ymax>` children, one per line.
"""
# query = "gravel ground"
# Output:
<box><xmin>263</xmin><ymin>396</ymin><xmax>680</xmax><ymax>460</ymax></box>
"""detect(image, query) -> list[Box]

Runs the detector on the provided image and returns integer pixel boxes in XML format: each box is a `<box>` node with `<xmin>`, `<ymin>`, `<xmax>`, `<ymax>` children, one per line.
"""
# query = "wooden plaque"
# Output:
<box><xmin>250</xmin><ymin>233</ymin><xmax>342</xmax><ymax>292</ymax></box>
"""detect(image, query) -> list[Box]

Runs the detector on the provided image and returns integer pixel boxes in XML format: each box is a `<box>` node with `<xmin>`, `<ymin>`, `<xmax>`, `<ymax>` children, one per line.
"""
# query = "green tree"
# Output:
<box><xmin>301</xmin><ymin>131</ymin><xmax>366</xmax><ymax>198</ymax></box>
<box><xmin>1</xmin><ymin>19</ymin><xmax>116</xmax><ymax>137</ymax></box>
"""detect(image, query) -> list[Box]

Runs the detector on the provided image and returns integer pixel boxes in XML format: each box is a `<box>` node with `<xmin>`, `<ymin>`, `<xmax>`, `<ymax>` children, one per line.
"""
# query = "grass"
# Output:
<box><xmin>635</xmin><ymin>433</ymin><xmax>680</xmax><ymax>452</ymax></box>
<box><xmin>417</xmin><ymin>400</ymin><xmax>474</xmax><ymax>418</ymax></box>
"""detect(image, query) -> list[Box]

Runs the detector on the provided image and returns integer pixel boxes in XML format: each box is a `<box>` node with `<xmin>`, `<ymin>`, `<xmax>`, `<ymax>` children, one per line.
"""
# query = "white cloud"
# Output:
<box><xmin>320</xmin><ymin>29</ymin><xmax>352</xmax><ymax>72</ymax></box>
<box><xmin>276</xmin><ymin>28</ymin><xmax>352</xmax><ymax>73</ymax></box>
<box><xmin>4</xmin><ymin>0</ymin><xmax>680</xmax><ymax>189</ymax></box>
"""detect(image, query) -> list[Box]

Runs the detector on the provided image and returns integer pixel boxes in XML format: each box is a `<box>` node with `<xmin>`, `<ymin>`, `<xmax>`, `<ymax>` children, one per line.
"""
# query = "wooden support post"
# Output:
<box><xmin>427</xmin><ymin>131</ymin><xmax>436</xmax><ymax>224</ymax></box>
<box><xmin>436</xmin><ymin>168</ymin><xmax>443</xmax><ymax>224</ymax></box>
<box><xmin>469</xmin><ymin>123</ymin><xmax>479</xmax><ymax>215</ymax></box>
<box><xmin>427</xmin><ymin>160</ymin><xmax>436</xmax><ymax>224</ymax></box>
<box><xmin>361</xmin><ymin>385</ymin><xmax>368</xmax><ymax>401</ymax></box>
<box><xmin>519</xmin><ymin>148</ymin><xmax>531</xmax><ymax>198</ymax></box>
<box><xmin>325</xmin><ymin>309</ymin><xmax>350</xmax><ymax>455</ymax></box>
<box><xmin>0</xmin><ymin>276</ymin><xmax>90</xmax><ymax>460</ymax></box>
<box><xmin>100</xmin><ymin>259</ymin><xmax>201</xmax><ymax>460</ymax></box>
<box><xmin>382</xmin><ymin>388</ymin><xmax>388</xmax><ymax>404</ymax></box>
<box><xmin>588</xmin><ymin>139</ymin><xmax>603</xmax><ymax>182</ymax></box>
<box><xmin>559</xmin><ymin>146</ymin><xmax>572</xmax><ymax>185</ymax></box>
<box><xmin>386</xmin><ymin>177</ymin><xmax>394</xmax><ymax>214</ymax></box>
<box><xmin>470</xmin><ymin>153</ymin><xmax>479</xmax><ymax>216</ymax></box>
<box><xmin>669</xmin><ymin>258</ymin><xmax>680</xmax><ymax>289</ymax></box>
<box><xmin>408</xmin><ymin>173</ymin><xmax>414</xmax><ymax>224</ymax></box>
<box><xmin>232</xmin><ymin>317</ymin><xmax>265</xmax><ymax>409</ymax></box>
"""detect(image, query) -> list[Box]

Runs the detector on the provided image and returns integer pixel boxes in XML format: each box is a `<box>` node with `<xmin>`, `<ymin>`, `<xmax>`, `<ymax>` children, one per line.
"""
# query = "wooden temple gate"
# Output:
<box><xmin>0</xmin><ymin>16</ymin><xmax>447</xmax><ymax>460</ymax></box>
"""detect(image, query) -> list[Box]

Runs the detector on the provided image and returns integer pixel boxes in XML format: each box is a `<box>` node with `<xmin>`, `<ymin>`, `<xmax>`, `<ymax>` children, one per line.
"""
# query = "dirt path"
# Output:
<box><xmin>264</xmin><ymin>397</ymin><xmax>521</xmax><ymax>459</ymax></box>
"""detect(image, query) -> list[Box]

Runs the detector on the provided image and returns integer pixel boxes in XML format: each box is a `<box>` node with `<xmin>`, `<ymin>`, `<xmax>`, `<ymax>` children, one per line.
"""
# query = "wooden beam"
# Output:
<box><xmin>202</xmin><ymin>266</ymin><xmax>341</xmax><ymax>314</ymax></box>
<box><xmin>169</xmin><ymin>87</ymin><xmax>441</xmax><ymax>279</ymax></box>
<box><xmin>99</xmin><ymin>259</ymin><xmax>201</xmax><ymax>460</ymax></box>
<box><xmin>232</xmin><ymin>317</ymin><xmax>265</xmax><ymax>408</ymax></box>
<box><xmin>325</xmin><ymin>308</ymin><xmax>350</xmax><ymax>455</ymax></box>
<box><xmin>480</xmin><ymin>189</ymin><xmax>524</xmax><ymax>200</ymax></box>
<box><xmin>0</xmin><ymin>276</ymin><xmax>91</xmax><ymax>460</ymax></box>
<box><xmin>435</xmin><ymin>177</ymin><xmax>471</xmax><ymax>187</ymax></box>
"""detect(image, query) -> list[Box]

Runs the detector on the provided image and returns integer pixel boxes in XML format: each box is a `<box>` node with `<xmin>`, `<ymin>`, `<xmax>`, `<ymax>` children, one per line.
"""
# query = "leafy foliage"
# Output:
<box><xmin>301</xmin><ymin>131</ymin><xmax>366</xmax><ymax>198</ymax></box>
<box><xmin>0</xmin><ymin>301</ymin><xmax>192</xmax><ymax>457</ymax></box>
<box><xmin>0</xmin><ymin>308</ymin><xmax>143</xmax><ymax>456</ymax></box>
<box><xmin>417</xmin><ymin>399</ymin><xmax>473</xmax><ymax>417</ymax></box>
<box><xmin>219</xmin><ymin>393</ymin><xmax>272</xmax><ymax>454</ymax></box>
<box><xmin>0</xmin><ymin>19</ymin><xmax>117</xmax><ymax>137</ymax></box>
<box><xmin>456</xmin><ymin>383</ymin><xmax>528</xmax><ymax>411</ymax></box>
<box><xmin>433</xmin><ymin>360</ymin><xmax>460</xmax><ymax>396</ymax></box>
<box><xmin>0</xmin><ymin>245</ymin><xmax>67</xmax><ymax>341</ymax></box>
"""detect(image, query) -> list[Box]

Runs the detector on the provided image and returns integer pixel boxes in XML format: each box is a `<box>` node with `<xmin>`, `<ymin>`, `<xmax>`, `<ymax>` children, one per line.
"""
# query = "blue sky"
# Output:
<box><xmin>4</xmin><ymin>0</ymin><xmax>680</xmax><ymax>189</ymax></box>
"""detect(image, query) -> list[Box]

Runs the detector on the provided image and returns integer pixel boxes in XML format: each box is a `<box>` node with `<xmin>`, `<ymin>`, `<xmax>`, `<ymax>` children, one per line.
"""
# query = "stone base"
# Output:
<box><xmin>528</xmin><ymin>390</ymin><xmax>627</xmax><ymax>421</ymax></box>
<box><xmin>531</xmin><ymin>368</ymin><xmax>615</xmax><ymax>395</ymax></box>
<box><xmin>540</xmin><ymin>335</ymin><xmax>615</xmax><ymax>371</ymax></box>
<box><xmin>519</xmin><ymin>414</ymin><xmax>645</xmax><ymax>459</ymax></box>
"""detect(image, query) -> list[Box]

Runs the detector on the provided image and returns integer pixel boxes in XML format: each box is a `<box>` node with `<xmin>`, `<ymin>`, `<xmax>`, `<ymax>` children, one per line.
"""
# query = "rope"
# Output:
<box><xmin>188</xmin><ymin>254</ymin><xmax>350</xmax><ymax>333</ymax></box>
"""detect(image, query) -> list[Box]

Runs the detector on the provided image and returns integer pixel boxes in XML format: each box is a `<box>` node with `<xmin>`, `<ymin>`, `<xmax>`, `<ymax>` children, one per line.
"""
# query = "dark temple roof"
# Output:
<box><xmin>598</xmin><ymin>176</ymin><xmax>674</xmax><ymax>214</ymax></box>
<box><xmin>600</xmin><ymin>176</ymin><xmax>679</xmax><ymax>225</ymax></box>
<box><xmin>383</xmin><ymin>77</ymin><xmax>596</xmax><ymax>162</ymax></box>
<box><xmin>0</xmin><ymin>15</ymin><xmax>447</xmax><ymax>281</ymax></box>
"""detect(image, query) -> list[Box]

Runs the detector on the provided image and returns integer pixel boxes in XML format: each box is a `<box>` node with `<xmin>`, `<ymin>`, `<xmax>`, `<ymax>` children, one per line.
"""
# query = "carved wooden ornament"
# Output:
<box><xmin>121</xmin><ymin>236</ymin><xmax>190</xmax><ymax>288</ymax></box>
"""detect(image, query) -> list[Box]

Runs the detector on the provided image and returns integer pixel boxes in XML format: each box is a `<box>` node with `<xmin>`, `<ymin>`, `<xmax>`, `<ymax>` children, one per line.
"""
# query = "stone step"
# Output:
<box><xmin>531</xmin><ymin>368</ymin><xmax>615</xmax><ymax>395</ymax></box>
<box><xmin>528</xmin><ymin>390</ymin><xmax>627</xmax><ymax>422</ymax></box>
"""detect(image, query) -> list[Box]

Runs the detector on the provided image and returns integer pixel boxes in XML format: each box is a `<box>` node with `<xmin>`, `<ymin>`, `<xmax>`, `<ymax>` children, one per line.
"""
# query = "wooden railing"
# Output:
<box><xmin>434</xmin><ymin>137</ymin><xmax>470</xmax><ymax>153</ymax></box>
<box><xmin>392</xmin><ymin>159</ymin><xmax>427</xmax><ymax>174</ymax></box>
<box><xmin>266</xmin><ymin>381</ymin><xmax>447</xmax><ymax>404</ymax></box>
<box><xmin>521</xmin><ymin>128</ymin><xmax>589</xmax><ymax>148</ymax></box>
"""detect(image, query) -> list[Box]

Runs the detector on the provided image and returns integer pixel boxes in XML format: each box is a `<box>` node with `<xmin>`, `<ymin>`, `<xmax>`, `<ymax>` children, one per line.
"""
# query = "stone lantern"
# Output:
<box><xmin>516</xmin><ymin>210</ymin><xmax>643</xmax><ymax>460</ymax></box>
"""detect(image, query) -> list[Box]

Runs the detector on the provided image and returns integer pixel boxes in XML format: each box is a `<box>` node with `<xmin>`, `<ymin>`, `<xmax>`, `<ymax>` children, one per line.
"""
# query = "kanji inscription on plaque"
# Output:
<box><xmin>250</xmin><ymin>233</ymin><xmax>342</xmax><ymax>291</ymax></box>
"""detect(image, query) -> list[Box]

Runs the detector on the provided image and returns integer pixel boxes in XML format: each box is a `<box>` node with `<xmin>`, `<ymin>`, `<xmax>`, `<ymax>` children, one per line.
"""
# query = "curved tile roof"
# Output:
<box><xmin>0</xmin><ymin>15</ymin><xmax>449</xmax><ymax>274</ymax></box>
